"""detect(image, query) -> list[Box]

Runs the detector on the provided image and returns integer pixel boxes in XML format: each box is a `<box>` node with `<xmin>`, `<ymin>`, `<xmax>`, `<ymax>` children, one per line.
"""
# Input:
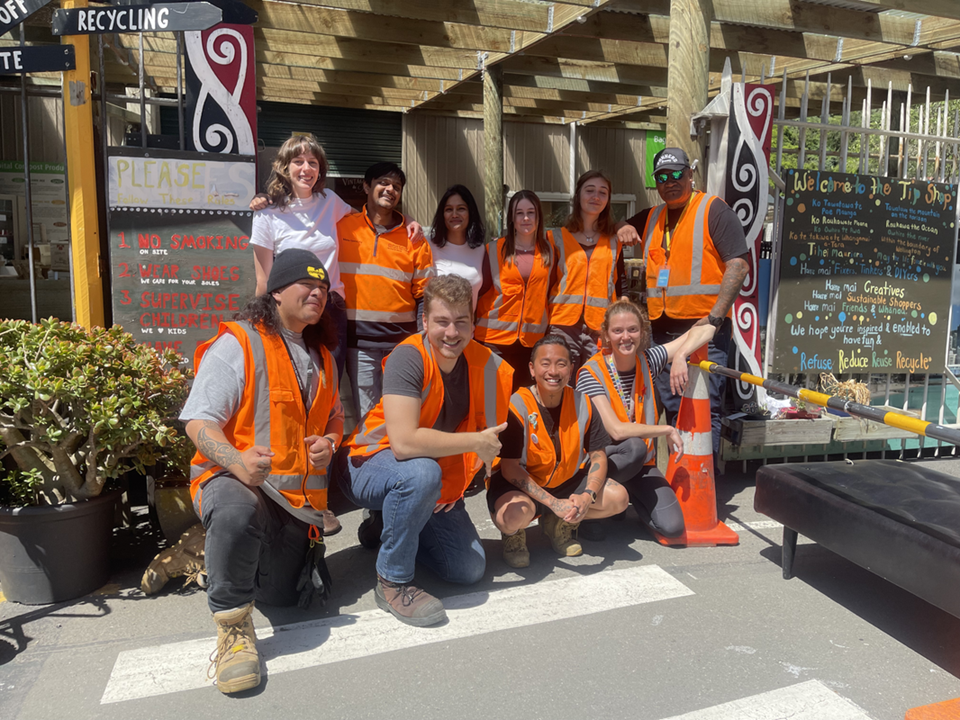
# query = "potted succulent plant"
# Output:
<box><xmin>0</xmin><ymin>318</ymin><xmax>191</xmax><ymax>604</ymax></box>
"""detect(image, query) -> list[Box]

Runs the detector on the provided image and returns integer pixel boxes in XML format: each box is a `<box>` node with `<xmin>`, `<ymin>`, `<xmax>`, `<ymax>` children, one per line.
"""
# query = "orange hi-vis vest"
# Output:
<box><xmin>547</xmin><ymin>228</ymin><xmax>619</xmax><ymax>331</ymax></box>
<box><xmin>345</xmin><ymin>333</ymin><xmax>513</xmax><ymax>504</ymax></box>
<box><xmin>189</xmin><ymin>321</ymin><xmax>338</xmax><ymax>526</ymax></box>
<box><xmin>510</xmin><ymin>386</ymin><xmax>592</xmax><ymax>489</ymax></box>
<box><xmin>337</xmin><ymin>210</ymin><xmax>434</xmax><ymax>332</ymax></box>
<box><xmin>579</xmin><ymin>350</ymin><xmax>658</xmax><ymax>466</ymax></box>
<box><xmin>642</xmin><ymin>192</ymin><xmax>727</xmax><ymax>320</ymax></box>
<box><xmin>475</xmin><ymin>236</ymin><xmax>553</xmax><ymax>347</ymax></box>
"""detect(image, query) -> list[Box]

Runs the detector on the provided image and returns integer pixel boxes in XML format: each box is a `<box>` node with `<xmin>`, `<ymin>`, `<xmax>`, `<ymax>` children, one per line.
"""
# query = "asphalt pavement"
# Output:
<box><xmin>2</xmin><ymin>460</ymin><xmax>960</xmax><ymax>720</ymax></box>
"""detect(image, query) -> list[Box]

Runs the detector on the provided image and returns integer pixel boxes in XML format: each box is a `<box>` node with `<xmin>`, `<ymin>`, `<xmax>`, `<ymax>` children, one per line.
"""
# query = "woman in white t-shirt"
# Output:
<box><xmin>427</xmin><ymin>185</ymin><xmax>486</xmax><ymax>310</ymax></box>
<box><xmin>250</xmin><ymin>135</ymin><xmax>355</xmax><ymax>380</ymax></box>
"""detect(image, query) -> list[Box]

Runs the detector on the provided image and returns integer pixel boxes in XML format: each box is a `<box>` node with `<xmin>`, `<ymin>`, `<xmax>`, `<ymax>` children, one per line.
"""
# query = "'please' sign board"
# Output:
<box><xmin>772</xmin><ymin>169</ymin><xmax>957</xmax><ymax>375</ymax></box>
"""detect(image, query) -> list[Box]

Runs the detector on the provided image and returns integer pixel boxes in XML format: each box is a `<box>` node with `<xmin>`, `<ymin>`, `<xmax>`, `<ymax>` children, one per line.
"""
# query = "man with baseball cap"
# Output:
<box><xmin>618</xmin><ymin>148</ymin><xmax>749</xmax><ymax>468</ymax></box>
<box><xmin>180</xmin><ymin>248</ymin><xmax>344</xmax><ymax>694</ymax></box>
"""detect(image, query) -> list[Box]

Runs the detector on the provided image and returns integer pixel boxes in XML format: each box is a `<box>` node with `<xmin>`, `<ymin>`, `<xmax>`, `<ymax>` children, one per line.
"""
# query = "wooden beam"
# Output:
<box><xmin>251</xmin><ymin>1</ymin><xmax>535</xmax><ymax>54</ymax></box>
<box><xmin>523</xmin><ymin>36</ymin><xmax>669</xmax><ymax>66</ymax></box>
<box><xmin>848</xmin><ymin>1</ymin><xmax>960</xmax><ymax>22</ymax></box>
<box><xmin>668</xmin><ymin>0</ymin><xmax>711</xmax><ymax>159</ymax></box>
<box><xmin>503</xmin><ymin>71</ymin><xmax>667</xmax><ymax>97</ymax></box>
<box><xmin>484</xmin><ymin>64</ymin><xmax>504</xmax><ymax>236</ymax></box>
<box><xmin>501</xmin><ymin>55</ymin><xmax>669</xmax><ymax>85</ymax></box>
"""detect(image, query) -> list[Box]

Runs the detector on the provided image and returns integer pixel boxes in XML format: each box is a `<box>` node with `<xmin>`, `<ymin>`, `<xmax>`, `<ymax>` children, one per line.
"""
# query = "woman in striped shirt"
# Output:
<box><xmin>575</xmin><ymin>298</ymin><xmax>715</xmax><ymax>539</ymax></box>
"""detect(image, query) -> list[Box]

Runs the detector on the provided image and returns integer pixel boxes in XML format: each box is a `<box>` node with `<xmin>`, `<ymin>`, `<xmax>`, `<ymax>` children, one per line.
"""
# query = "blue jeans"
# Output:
<box><xmin>346</xmin><ymin>347</ymin><xmax>391</xmax><ymax>420</ymax></box>
<box><xmin>337</xmin><ymin>450</ymin><xmax>485</xmax><ymax>585</ymax></box>
<box><xmin>329</xmin><ymin>292</ymin><xmax>348</xmax><ymax>381</ymax></box>
<box><xmin>195</xmin><ymin>474</ymin><xmax>309</xmax><ymax>613</ymax></box>
<box><xmin>652</xmin><ymin>318</ymin><xmax>732</xmax><ymax>458</ymax></box>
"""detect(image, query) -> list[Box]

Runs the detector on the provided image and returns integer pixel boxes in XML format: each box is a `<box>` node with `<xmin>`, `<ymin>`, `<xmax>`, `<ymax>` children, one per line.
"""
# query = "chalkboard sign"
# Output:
<box><xmin>773</xmin><ymin>169</ymin><xmax>957</xmax><ymax>374</ymax></box>
<box><xmin>109</xmin><ymin>209</ymin><xmax>255</xmax><ymax>357</ymax></box>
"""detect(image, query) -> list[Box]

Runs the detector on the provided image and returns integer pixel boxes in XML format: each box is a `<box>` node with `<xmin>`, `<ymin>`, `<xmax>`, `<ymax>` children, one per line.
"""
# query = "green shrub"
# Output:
<box><xmin>0</xmin><ymin>318</ymin><xmax>193</xmax><ymax>506</ymax></box>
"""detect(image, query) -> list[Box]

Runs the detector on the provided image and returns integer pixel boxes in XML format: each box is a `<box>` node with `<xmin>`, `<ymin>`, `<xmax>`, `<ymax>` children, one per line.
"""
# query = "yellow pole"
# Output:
<box><xmin>61</xmin><ymin>0</ymin><xmax>104</xmax><ymax>327</ymax></box>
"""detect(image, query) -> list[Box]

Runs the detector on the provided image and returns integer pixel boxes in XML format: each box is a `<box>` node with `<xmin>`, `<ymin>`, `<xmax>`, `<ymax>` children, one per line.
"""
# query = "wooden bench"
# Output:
<box><xmin>754</xmin><ymin>459</ymin><xmax>960</xmax><ymax>619</ymax></box>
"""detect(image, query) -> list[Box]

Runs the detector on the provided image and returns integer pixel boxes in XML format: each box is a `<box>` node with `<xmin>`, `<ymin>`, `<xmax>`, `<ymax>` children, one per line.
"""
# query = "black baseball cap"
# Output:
<box><xmin>267</xmin><ymin>249</ymin><xmax>330</xmax><ymax>294</ymax></box>
<box><xmin>653</xmin><ymin>147</ymin><xmax>691</xmax><ymax>173</ymax></box>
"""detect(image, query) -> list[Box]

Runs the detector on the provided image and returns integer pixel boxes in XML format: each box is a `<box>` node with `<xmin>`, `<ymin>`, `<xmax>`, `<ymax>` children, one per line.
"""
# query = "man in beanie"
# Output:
<box><xmin>617</xmin><ymin>148</ymin><xmax>749</xmax><ymax>471</ymax></box>
<box><xmin>180</xmin><ymin>248</ymin><xmax>344</xmax><ymax>694</ymax></box>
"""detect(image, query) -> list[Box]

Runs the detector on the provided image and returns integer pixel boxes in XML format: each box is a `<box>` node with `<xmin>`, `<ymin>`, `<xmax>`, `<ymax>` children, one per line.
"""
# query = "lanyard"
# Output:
<box><xmin>605</xmin><ymin>353</ymin><xmax>634</xmax><ymax>421</ymax></box>
<box><xmin>663</xmin><ymin>193</ymin><xmax>695</xmax><ymax>259</ymax></box>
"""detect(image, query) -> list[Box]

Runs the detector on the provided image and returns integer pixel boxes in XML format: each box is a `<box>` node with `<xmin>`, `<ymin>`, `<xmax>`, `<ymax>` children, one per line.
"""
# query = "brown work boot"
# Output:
<box><xmin>540</xmin><ymin>513</ymin><xmax>582</xmax><ymax>557</ymax></box>
<box><xmin>375</xmin><ymin>575</ymin><xmax>447</xmax><ymax>627</ymax></box>
<box><xmin>209</xmin><ymin>602</ymin><xmax>260</xmax><ymax>694</ymax></box>
<box><xmin>141</xmin><ymin>523</ymin><xmax>206</xmax><ymax>595</ymax></box>
<box><xmin>502</xmin><ymin>529</ymin><xmax>530</xmax><ymax>568</ymax></box>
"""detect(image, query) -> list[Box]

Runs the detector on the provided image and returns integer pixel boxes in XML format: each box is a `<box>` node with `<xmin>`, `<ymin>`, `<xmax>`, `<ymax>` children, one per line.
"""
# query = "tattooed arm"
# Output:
<box><xmin>186</xmin><ymin>419</ymin><xmax>275</xmax><ymax>487</ymax></box>
<box><xmin>561</xmin><ymin>449</ymin><xmax>607</xmax><ymax>523</ymax></box>
<box><xmin>696</xmin><ymin>254</ymin><xmax>749</xmax><ymax>324</ymax></box>
<box><xmin>501</xmin><ymin>458</ymin><xmax>576</xmax><ymax>520</ymax></box>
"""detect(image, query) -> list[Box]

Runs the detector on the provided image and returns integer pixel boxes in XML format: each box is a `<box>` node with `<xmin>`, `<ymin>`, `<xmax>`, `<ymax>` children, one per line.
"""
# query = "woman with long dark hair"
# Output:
<box><xmin>475</xmin><ymin>190</ymin><xmax>556</xmax><ymax>391</ymax></box>
<box><xmin>547</xmin><ymin>170</ymin><xmax>626</xmax><ymax>371</ymax></box>
<box><xmin>427</xmin><ymin>184</ymin><xmax>486</xmax><ymax>309</ymax></box>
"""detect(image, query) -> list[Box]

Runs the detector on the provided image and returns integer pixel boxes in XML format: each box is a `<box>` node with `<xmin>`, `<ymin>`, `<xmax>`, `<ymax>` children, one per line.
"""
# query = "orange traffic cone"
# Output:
<box><xmin>655</xmin><ymin>344</ymin><xmax>739</xmax><ymax>547</ymax></box>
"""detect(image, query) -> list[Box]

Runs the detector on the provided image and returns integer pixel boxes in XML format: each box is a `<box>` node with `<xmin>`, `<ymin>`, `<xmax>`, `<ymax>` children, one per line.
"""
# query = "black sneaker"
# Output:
<box><xmin>357</xmin><ymin>509</ymin><xmax>383</xmax><ymax>549</ymax></box>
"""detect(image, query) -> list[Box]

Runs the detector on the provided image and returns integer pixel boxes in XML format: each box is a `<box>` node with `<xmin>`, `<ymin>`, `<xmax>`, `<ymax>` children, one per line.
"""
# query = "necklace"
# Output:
<box><xmin>605</xmin><ymin>353</ymin><xmax>634</xmax><ymax>420</ymax></box>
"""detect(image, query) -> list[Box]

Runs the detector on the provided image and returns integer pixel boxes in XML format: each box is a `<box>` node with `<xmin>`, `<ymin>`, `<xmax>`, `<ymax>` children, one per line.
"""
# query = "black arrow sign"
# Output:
<box><xmin>52</xmin><ymin>2</ymin><xmax>223</xmax><ymax>35</ymax></box>
<box><xmin>0</xmin><ymin>45</ymin><xmax>76</xmax><ymax>74</ymax></box>
<box><xmin>0</xmin><ymin>0</ymin><xmax>54</xmax><ymax>39</ymax></box>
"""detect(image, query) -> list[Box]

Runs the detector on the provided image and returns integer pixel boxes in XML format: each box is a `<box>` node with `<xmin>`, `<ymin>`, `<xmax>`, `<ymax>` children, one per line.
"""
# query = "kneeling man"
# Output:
<box><xmin>488</xmin><ymin>335</ymin><xmax>629</xmax><ymax>567</ymax></box>
<box><xmin>181</xmin><ymin>249</ymin><xmax>344</xmax><ymax>693</ymax></box>
<box><xmin>339</xmin><ymin>274</ymin><xmax>513</xmax><ymax>626</ymax></box>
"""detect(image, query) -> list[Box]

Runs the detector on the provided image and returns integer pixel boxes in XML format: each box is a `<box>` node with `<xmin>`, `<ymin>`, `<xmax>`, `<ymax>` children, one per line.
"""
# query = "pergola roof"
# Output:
<box><xmin>23</xmin><ymin>0</ymin><xmax>960</xmax><ymax>126</ymax></box>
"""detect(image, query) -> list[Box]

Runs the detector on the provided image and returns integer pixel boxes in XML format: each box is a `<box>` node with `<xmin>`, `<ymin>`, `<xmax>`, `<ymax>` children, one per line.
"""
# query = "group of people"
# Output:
<box><xmin>177</xmin><ymin>135</ymin><xmax>749</xmax><ymax>694</ymax></box>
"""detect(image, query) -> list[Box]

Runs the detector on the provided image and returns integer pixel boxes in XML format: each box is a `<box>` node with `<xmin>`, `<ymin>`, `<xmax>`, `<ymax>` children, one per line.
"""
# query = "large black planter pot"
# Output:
<box><xmin>0</xmin><ymin>490</ymin><xmax>120</xmax><ymax>605</ymax></box>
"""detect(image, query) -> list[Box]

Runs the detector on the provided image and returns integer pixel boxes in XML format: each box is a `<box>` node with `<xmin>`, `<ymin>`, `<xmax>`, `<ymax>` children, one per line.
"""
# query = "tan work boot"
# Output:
<box><xmin>540</xmin><ymin>513</ymin><xmax>582</xmax><ymax>557</ymax></box>
<box><xmin>209</xmin><ymin>602</ymin><xmax>261</xmax><ymax>694</ymax></box>
<box><xmin>502</xmin><ymin>529</ymin><xmax>530</xmax><ymax>568</ymax></box>
<box><xmin>141</xmin><ymin>523</ymin><xmax>206</xmax><ymax>595</ymax></box>
<box><xmin>375</xmin><ymin>575</ymin><xmax>447</xmax><ymax>627</ymax></box>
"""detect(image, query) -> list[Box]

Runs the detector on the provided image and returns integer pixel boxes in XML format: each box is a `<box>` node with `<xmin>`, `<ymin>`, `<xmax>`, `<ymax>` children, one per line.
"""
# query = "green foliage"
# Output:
<box><xmin>0</xmin><ymin>318</ymin><xmax>193</xmax><ymax>506</ymax></box>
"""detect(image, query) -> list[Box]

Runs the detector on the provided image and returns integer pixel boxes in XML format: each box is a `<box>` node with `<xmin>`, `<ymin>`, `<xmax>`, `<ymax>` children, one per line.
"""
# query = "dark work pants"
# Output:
<box><xmin>329</xmin><ymin>292</ymin><xmax>348</xmax><ymax>381</ymax></box>
<box><xmin>195</xmin><ymin>474</ymin><xmax>309</xmax><ymax>614</ymax></box>
<box><xmin>605</xmin><ymin>437</ymin><xmax>684</xmax><ymax>538</ymax></box>
<box><xmin>651</xmin><ymin>317</ymin><xmax>732</xmax><ymax>458</ymax></box>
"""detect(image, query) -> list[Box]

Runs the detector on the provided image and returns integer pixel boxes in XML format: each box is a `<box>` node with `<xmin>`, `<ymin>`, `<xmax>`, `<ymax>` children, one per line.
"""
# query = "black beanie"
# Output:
<box><xmin>266</xmin><ymin>249</ymin><xmax>331</xmax><ymax>294</ymax></box>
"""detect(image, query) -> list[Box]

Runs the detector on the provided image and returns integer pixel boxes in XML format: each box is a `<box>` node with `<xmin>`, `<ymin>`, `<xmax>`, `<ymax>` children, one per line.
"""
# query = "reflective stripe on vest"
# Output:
<box><xmin>548</xmin><ymin>228</ymin><xmax>618</xmax><ymax>331</ymax></box>
<box><xmin>643</xmin><ymin>194</ymin><xmax>724</xmax><ymax>318</ymax></box>
<box><xmin>510</xmin><ymin>386</ymin><xmax>591</xmax><ymax>488</ymax></box>
<box><xmin>475</xmin><ymin>236</ymin><xmax>551</xmax><ymax>346</ymax></box>
<box><xmin>579</xmin><ymin>351</ymin><xmax>657</xmax><ymax>465</ymax></box>
<box><xmin>188</xmin><ymin>320</ymin><xmax>334</xmax><ymax>524</ymax></box>
<box><xmin>346</xmin><ymin>334</ymin><xmax>513</xmax><ymax>503</ymax></box>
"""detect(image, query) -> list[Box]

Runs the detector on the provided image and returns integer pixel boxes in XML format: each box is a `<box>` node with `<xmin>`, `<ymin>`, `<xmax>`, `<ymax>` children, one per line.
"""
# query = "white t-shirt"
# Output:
<box><xmin>430</xmin><ymin>240</ymin><xmax>486</xmax><ymax>309</ymax></box>
<box><xmin>250</xmin><ymin>191</ymin><xmax>354</xmax><ymax>296</ymax></box>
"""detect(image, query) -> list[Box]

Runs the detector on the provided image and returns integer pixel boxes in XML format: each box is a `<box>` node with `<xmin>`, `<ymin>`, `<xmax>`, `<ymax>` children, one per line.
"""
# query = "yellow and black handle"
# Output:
<box><xmin>694</xmin><ymin>360</ymin><xmax>960</xmax><ymax>447</ymax></box>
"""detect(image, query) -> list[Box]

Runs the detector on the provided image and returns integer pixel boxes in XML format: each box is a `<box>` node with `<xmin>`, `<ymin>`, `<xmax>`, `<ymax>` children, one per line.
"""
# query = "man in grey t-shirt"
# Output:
<box><xmin>179</xmin><ymin>249</ymin><xmax>344</xmax><ymax>695</ymax></box>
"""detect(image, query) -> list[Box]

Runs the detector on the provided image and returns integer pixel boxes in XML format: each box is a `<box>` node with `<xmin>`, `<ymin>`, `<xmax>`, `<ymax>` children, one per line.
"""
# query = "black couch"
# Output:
<box><xmin>754</xmin><ymin>459</ymin><xmax>960</xmax><ymax>619</ymax></box>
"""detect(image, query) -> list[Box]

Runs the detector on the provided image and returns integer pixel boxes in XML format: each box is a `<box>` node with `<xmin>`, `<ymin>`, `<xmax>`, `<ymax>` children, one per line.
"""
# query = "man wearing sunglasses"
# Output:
<box><xmin>617</xmin><ymin>147</ymin><xmax>749</xmax><ymax>474</ymax></box>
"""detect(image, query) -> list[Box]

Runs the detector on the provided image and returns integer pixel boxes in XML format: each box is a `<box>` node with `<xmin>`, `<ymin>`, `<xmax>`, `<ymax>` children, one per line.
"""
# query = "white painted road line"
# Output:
<box><xmin>101</xmin><ymin>564</ymin><xmax>693</xmax><ymax>704</ymax></box>
<box><xmin>659</xmin><ymin>680</ymin><xmax>874</xmax><ymax>720</ymax></box>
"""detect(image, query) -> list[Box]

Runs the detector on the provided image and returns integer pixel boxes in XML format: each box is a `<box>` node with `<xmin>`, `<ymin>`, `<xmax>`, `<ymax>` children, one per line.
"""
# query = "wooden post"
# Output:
<box><xmin>483</xmin><ymin>62</ymin><xmax>503</xmax><ymax>238</ymax></box>
<box><xmin>62</xmin><ymin>0</ymin><xmax>105</xmax><ymax>327</ymax></box>
<box><xmin>666</xmin><ymin>0</ymin><xmax>713</xmax><ymax>165</ymax></box>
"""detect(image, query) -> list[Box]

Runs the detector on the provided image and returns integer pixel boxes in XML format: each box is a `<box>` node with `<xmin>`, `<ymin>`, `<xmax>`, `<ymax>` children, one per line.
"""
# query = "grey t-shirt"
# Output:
<box><xmin>381</xmin><ymin>344</ymin><xmax>469</xmax><ymax>432</ymax></box>
<box><xmin>180</xmin><ymin>326</ymin><xmax>343</xmax><ymax>428</ymax></box>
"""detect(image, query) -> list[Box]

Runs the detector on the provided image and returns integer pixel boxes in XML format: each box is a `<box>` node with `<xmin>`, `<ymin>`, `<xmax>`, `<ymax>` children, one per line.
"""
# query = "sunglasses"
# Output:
<box><xmin>654</xmin><ymin>169</ymin><xmax>686</xmax><ymax>184</ymax></box>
